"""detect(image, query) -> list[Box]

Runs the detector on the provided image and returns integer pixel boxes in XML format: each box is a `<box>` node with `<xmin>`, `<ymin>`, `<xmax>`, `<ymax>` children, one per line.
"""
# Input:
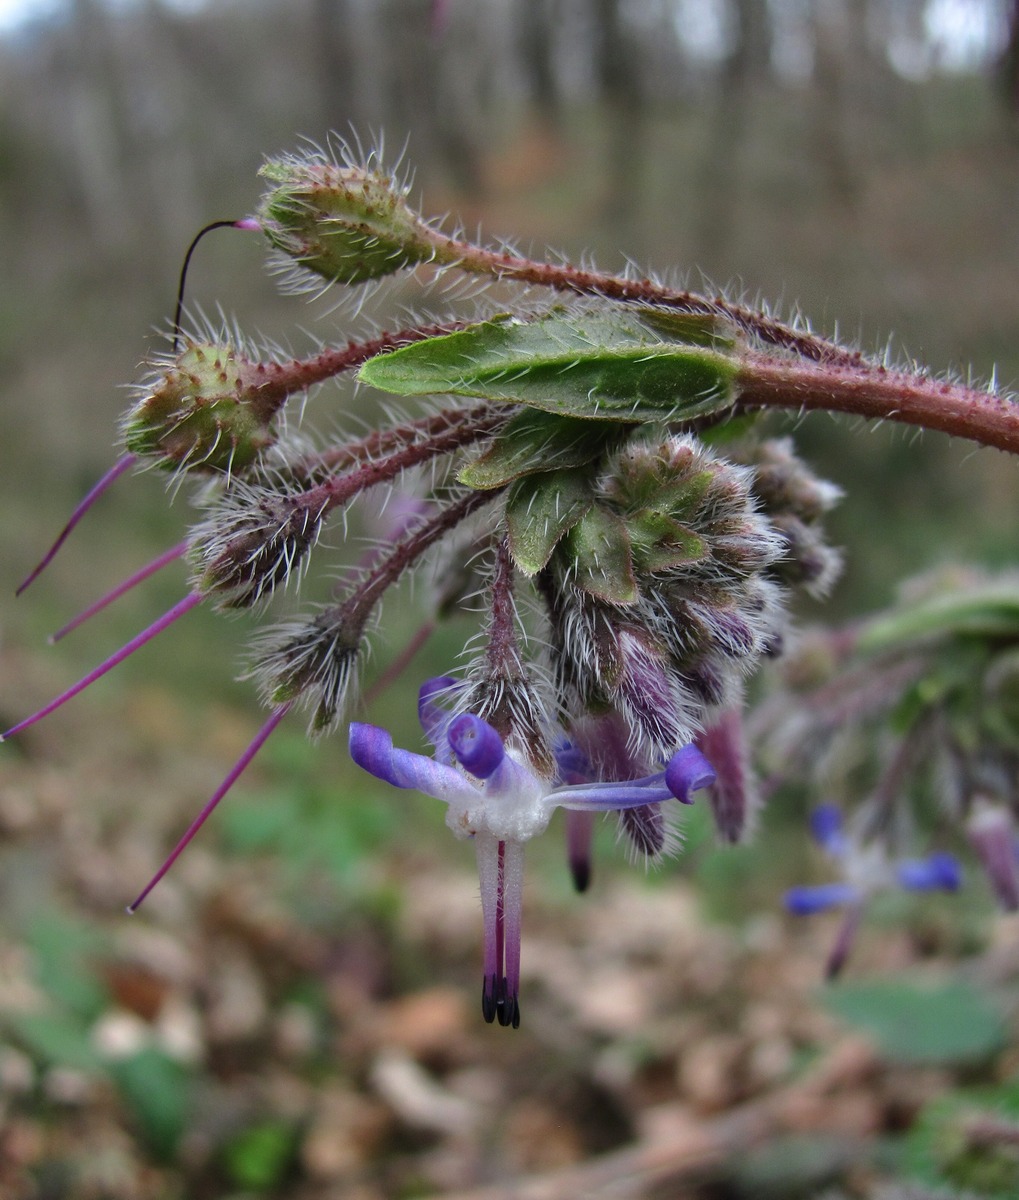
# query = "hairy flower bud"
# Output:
<box><xmin>742</xmin><ymin>438</ymin><xmax>843</xmax><ymax>597</ymax></box>
<box><xmin>252</xmin><ymin>609</ymin><xmax>362</xmax><ymax>735</ymax></box>
<box><xmin>258</xmin><ymin>153</ymin><xmax>436</xmax><ymax>287</ymax></box>
<box><xmin>124</xmin><ymin>340</ymin><xmax>283</xmax><ymax>473</ymax></box>
<box><xmin>190</xmin><ymin>486</ymin><xmax>324</xmax><ymax>609</ymax></box>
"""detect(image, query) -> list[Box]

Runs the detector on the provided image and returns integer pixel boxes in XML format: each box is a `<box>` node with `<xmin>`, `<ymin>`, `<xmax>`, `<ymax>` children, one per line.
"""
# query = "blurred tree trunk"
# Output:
<box><xmin>592</xmin><ymin>0</ymin><xmax>645</xmax><ymax>234</ymax></box>
<box><xmin>61</xmin><ymin>0</ymin><xmax>133</xmax><ymax>252</ymax></box>
<box><xmin>808</xmin><ymin>0</ymin><xmax>866</xmax><ymax>202</ymax></box>
<box><xmin>696</xmin><ymin>0</ymin><xmax>772</xmax><ymax>264</ymax></box>
<box><xmin>311</xmin><ymin>0</ymin><xmax>358</xmax><ymax>132</ymax></box>
<box><xmin>518</xmin><ymin>0</ymin><xmax>563</xmax><ymax>128</ymax></box>
<box><xmin>1002</xmin><ymin>0</ymin><xmax>1019</xmax><ymax>126</ymax></box>
<box><xmin>384</xmin><ymin>0</ymin><xmax>486</xmax><ymax>201</ymax></box>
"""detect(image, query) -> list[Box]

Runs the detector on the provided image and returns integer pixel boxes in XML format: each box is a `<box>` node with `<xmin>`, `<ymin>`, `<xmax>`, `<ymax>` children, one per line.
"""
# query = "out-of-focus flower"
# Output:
<box><xmin>784</xmin><ymin>804</ymin><xmax>962</xmax><ymax>978</ymax></box>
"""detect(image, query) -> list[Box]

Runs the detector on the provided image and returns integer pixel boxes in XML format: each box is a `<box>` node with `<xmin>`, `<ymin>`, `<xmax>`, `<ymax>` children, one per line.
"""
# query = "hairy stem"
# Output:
<box><xmin>294</xmin><ymin>402</ymin><xmax>506</xmax><ymax>481</ymax></box>
<box><xmin>236</xmin><ymin>320</ymin><xmax>470</xmax><ymax>423</ymax></box>
<box><xmin>736</xmin><ymin>351</ymin><xmax>1019</xmax><ymax>454</ymax></box>
<box><xmin>421</xmin><ymin>227</ymin><xmax>860</xmax><ymax>366</ymax></box>
<box><xmin>343</xmin><ymin>487</ymin><xmax>504</xmax><ymax>629</ymax></box>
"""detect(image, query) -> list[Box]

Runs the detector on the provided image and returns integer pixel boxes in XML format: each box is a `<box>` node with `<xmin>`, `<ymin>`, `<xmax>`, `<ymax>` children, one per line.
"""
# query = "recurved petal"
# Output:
<box><xmin>664</xmin><ymin>744</ymin><xmax>716</xmax><ymax>802</ymax></box>
<box><xmin>349</xmin><ymin>722</ymin><xmax>478</xmax><ymax>805</ymax></box>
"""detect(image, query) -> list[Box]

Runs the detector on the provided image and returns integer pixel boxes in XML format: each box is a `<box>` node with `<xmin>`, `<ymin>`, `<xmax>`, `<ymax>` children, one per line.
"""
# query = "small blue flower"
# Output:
<box><xmin>784</xmin><ymin>804</ymin><xmax>962</xmax><ymax>978</ymax></box>
<box><xmin>349</xmin><ymin>678</ymin><xmax>715</xmax><ymax>1028</ymax></box>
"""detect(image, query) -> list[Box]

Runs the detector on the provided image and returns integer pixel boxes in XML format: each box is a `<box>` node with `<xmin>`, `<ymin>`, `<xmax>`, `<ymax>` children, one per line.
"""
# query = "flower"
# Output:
<box><xmin>784</xmin><ymin>803</ymin><xmax>962</xmax><ymax>978</ymax></box>
<box><xmin>349</xmin><ymin>678</ymin><xmax>715</xmax><ymax>1028</ymax></box>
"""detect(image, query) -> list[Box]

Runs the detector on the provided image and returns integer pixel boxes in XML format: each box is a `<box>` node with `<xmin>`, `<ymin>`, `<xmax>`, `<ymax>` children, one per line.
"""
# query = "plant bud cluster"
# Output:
<box><xmin>740</xmin><ymin>438</ymin><xmax>843</xmax><ymax>596</ymax></box>
<box><xmin>539</xmin><ymin>435</ymin><xmax>787</xmax><ymax>757</ymax></box>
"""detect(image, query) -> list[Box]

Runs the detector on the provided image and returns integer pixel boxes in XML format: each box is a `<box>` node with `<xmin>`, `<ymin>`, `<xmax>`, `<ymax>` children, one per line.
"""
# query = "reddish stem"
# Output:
<box><xmin>736</xmin><ymin>352</ymin><xmax>1019</xmax><ymax>455</ymax></box>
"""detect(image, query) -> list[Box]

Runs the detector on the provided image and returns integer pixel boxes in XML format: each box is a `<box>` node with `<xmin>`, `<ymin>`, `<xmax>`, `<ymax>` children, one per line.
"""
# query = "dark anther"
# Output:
<box><xmin>481</xmin><ymin>974</ymin><xmax>499</xmax><ymax>1024</ymax></box>
<box><xmin>570</xmin><ymin>859</ymin><xmax>591</xmax><ymax>893</ymax></box>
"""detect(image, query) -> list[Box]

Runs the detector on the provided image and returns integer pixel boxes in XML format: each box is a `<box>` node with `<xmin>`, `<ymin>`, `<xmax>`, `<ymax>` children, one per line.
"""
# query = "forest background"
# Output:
<box><xmin>1</xmin><ymin>1</ymin><xmax>1019</xmax><ymax>1197</ymax></box>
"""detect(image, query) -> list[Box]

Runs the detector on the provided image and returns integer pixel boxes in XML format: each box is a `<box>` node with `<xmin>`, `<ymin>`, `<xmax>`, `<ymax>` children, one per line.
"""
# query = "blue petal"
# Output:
<box><xmin>809</xmin><ymin>805</ymin><xmax>847</xmax><ymax>855</ymax></box>
<box><xmin>349</xmin><ymin>722</ymin><xmax>404</xmax><ymax>787</ymax></box>
<box><xmin>896</xmin><ymin>852</ymin><xmax>962</xmax><ymax>893</ymax></box>
<box><xmin>553</xmin><ymin>738</ymin><xmax>590</xmax><ymax>785</ymax></box>
<box><xmin>784</xmin><ymin>882</ymin><xmax>859</xmax><ymax>915</ymax></box>
<box><xmin>349</xmin><ymin>722</ymin><xmax>478</xmax><ymax>806</ymax></box>
<box><xmin>417</xmin><ymin>676</ymin><xmax>461</xmax><ymax>759</ymax></box>
<box><xmin>553</xmin><ymin>780</ymin><xmax>674</xmax><ymax>812</ymax></box>
<box><xmin>665</xmin><ymin>745</ymin><xmax>716</xmax><ymax>803</ymax></box>
<box><xmin>448</xmin><ymin>714</ymin><xmax>505</xmax><ymax>779</ymax></box>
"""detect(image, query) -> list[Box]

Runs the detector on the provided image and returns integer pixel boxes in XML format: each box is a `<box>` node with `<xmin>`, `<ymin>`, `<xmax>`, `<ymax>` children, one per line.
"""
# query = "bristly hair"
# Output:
<box><xmin>188</xmin><ymin>481</ymin><xmax>326</xmax><ymax>609</ymax></box>
<box><xmin>246</xmin><ymin>605</ymin><xmax>363</xmax><ymax>737</ymax></box>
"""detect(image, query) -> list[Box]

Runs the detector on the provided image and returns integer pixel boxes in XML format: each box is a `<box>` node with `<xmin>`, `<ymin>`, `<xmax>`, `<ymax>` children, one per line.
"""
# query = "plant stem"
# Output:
<box><xmin>736</xmin><ymin>352</ymin><xmax>1019</xmax><ymax>454</ymax></box>
<box><xmin>423</xmin><ymin>228</ymin><xmax>861</xmax><ymax>366</ymax></box>
<box><xmin>238</xmin><ymin>320</ymin><xmax>469</xmax><ymax>423</ymax></box>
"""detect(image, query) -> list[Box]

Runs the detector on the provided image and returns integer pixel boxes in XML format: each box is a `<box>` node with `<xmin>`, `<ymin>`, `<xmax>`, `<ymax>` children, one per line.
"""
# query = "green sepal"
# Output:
<box><xmin>124</xmin><ymin>343</ymin><xmax>276</xmax><ymax>472</ymax></box>
<box><xmin>257</xmin><ymin>158</ymin><xmax>433</xmax><ymax>286</ymax></box>
<box><xmin>610</xmin><ymin>448</ymin><xmax>717</xmax><ymax>521</ymax></box>
<box><xmin>626</xmin><ymin>508</ymin><xmax>707</xmax><ymax>573</ymax></box>
<box><xmin>359</xmin><ymin>307</ymin><xmax>739</xmax><ymax>423</ymax></box>
<box><xmin>505</xmin><ymin>469</ymin><xmax>594</xmax><ymax>575</ymax></box>
<box><xmin>458</xmin><ymin>409</ymin><xmax>625</xmax><ymax>489</ymax></box>
<box><xmin>563</xmin><ymin>506</ymin><xmax>638</xmax><ymax>605</ymax></box>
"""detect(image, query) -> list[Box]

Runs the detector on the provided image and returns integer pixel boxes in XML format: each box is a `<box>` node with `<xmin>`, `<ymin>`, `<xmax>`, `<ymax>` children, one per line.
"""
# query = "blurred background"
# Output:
<box><xmin>1</xmin><ymin>2</ymin><xmax>1019</xmax><ymax>1197</ymax></box>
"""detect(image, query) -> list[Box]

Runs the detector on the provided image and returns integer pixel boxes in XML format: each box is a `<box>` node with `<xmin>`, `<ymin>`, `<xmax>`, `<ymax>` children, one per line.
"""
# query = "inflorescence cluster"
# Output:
<box><xmin>11</xmin><ymin>137</ymin><xmax>1017</xmax><ymax>1025</ymax></box>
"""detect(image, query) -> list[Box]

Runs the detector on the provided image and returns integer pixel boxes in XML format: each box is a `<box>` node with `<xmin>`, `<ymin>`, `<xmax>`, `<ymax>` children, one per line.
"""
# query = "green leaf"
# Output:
<box><xmin>109</xmin><ymin>1048</ymin><xmax>192</xmax><ymax>1161</ymax></box>
<box><xmin>360</xmin><ymin>307</ymin><xmax>738</xmax><ymax>423</ymax></box>
<box><xmin>822</xmin><ymin>977</ymin><xmax>1006</xmax><ymax>1065</ymax></box>
<box><xmin>565</xmin><ymin>506</ymin><xmax>638</xmax><ymax>604</ymax></box>
<box><xmin>222</xmin><ymin>1121</ymin><xmax>298</xmax><ymax>1190</ymax></box>
<box><xmin>27</xmin><ymin>912</ymin><xmax>109</xmax><ymax>1022</ymax></box>
<box><xmin>904</xmin><ymin>1084</ymin><xmax>1019</xmax><ymax>1198</ymax></box>
<box><xmin>10</xmin><ymin>1011</ymin><xmax>101</xmax><ymax>1073</ymax></box>
<box><xmin>457</xmin><ymin>408</ymin><xmax>623</xmax><ymax>489</ymax></box>
<box><xmin>626</xmin><ymin>508</ymin><xmax>707</xmax><ymax>573</ymax></box>
<box><xmin>506</xmin><ymin>469</ymin><xmax>594</xmax><ymax>575</ymax></box>
<box><xmin>859</xmin><ymin>585</ymin><xmax>1019</xmax><ymax>654</ymax></box>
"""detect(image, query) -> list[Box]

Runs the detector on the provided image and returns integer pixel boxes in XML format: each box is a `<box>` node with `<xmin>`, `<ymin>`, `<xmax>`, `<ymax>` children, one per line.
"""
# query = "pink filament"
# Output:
<box><xmin>50</xmin><ymin>541</ymin><xmax>188</xmax><ymax>644</ymax></box>
<box><xmin>17</xmin><ymin>454</ymin><xmax>136</xmax><ymax>596</ymax></box>
<box><xmin>128</xmin><ymin>702</ymin><xmax>292</xmax><ymax>913</ymax></box>
<box><xmin>1</xmin><ymin>592</ymin><xmax>202</xmax><ymax>741</ymax></box>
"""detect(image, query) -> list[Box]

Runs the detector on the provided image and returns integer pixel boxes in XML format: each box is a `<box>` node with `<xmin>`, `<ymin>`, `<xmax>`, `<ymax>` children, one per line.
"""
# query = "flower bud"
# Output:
<box><xmin>614</xmin><ymin>627</ymin><xmax>695</xmax><ymax>751</ymax></box>
<box><xmin>253</xmin><ymin>609</ymin><xmax>361</xmax><ymax>735</ymax></box>
<box><xmin>696</xmin><ymin>706</ymin><xmax>757</xmax><ymax>843</ymax></box>
<box><xmin>966</xmin><ymin>799</ymin><xmax>1019</xmax><ymax>911</ymax></box>
<box><xmin>124</xmin><ymin>341</ymin><xmax>280</xmax><ymax>473</ymax></box>
<box><xmin>258</xmin><ymin>154</ymin><xmax>435</xmax><ymax>287</ymax></box>
<box><xmin>191</xmin><ymin>488</ymin><xmax>323</xmax><ymax>609</ymax></box>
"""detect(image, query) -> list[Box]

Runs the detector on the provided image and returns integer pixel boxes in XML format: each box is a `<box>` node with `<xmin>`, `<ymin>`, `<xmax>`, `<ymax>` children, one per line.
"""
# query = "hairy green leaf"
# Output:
<box><xmin>823</xmin><ymin>977</ymin><xmax>1006</xmax><ymax>1065</ymax></box>
<box><xmin>565</xmin><ymin>506</ymin><xmax>638</xmax><ymax>604</ymax></box>
<box><xmin>506</xmin><ymin>469</ymin><xmax>594</xmax><ymax>575</ymax></box>
<box><xmin>360</xmin><ymin>307</ymin><xmax>739</xmax><ymax>423</ymax></box>
<box><xmin>457</xmin><ymin>409</ymin><xmax>624</xmax><ymax>489</ymax></box>
<box><xmin>859</xmin><ymin>583</ymin><xmax>1019</xmax><ymax>653</ymax></box>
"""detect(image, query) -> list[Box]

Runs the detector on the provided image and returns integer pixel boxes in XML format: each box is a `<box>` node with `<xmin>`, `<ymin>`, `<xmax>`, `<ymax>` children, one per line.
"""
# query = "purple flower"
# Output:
<box><xmin>349</xmin><ymin>679</ymin><xmax>715</xmax><ymax>1028</ymax></box>
<box><xmin>784</xmin><ymin>804</ymin><xmax>962</xmax><ymax>978</ymax></box>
